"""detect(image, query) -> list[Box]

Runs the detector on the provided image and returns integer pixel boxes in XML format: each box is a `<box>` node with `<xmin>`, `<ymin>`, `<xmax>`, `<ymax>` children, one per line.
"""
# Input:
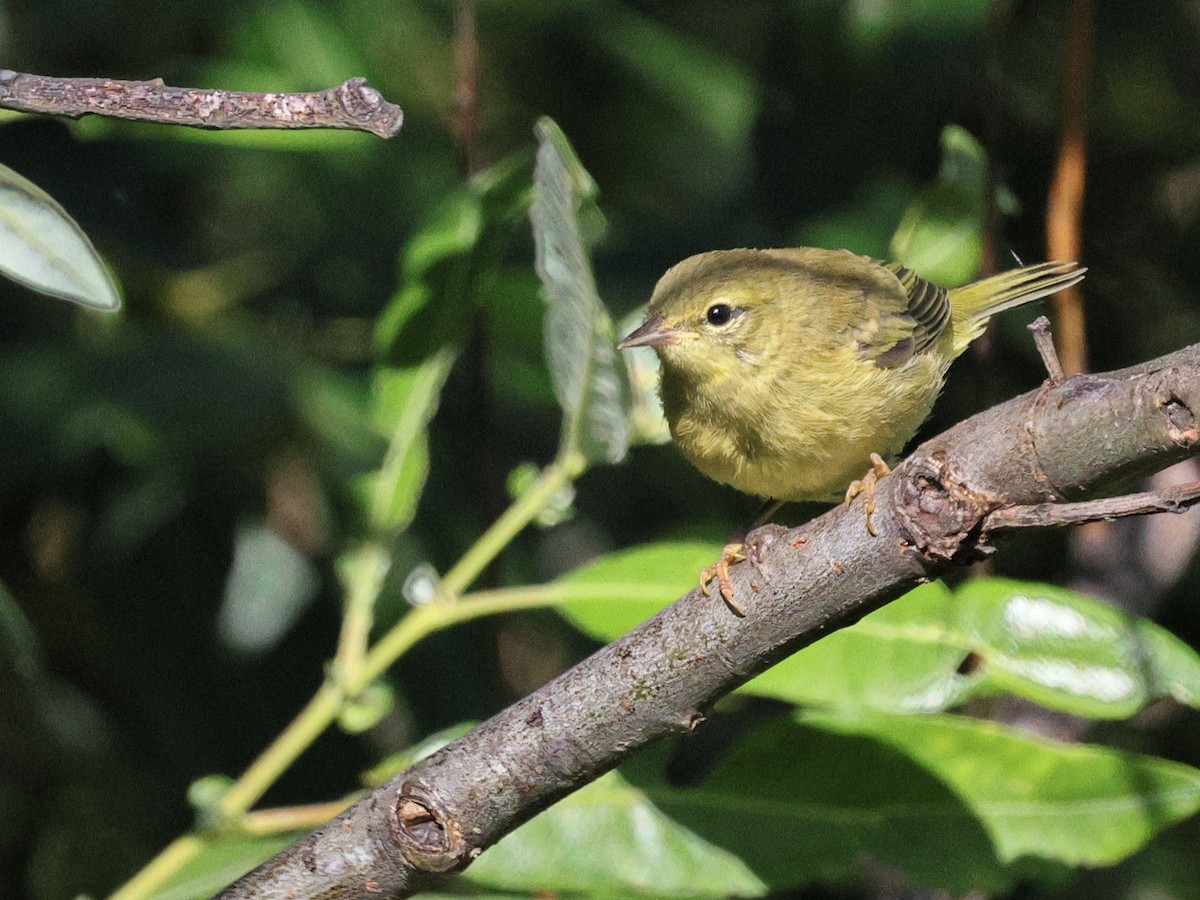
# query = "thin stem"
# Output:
<box><xmin>215</xmin><ymin>684</ymin><xmax>345</xmax><ymax>820</ymax></box>
<box><xmin>333</xmin><ymin>544</ymin><xmax>391</xmax><ymax>685</ymax></box>
<box><xmin>241</xmin><ymin>801</ymin><xmax>354</xmax><ymax>836</ymax></box>
<box><xmin>109</xmin><ymin>834</ymin><xmax>208</xmax><ymax>900</ymax></box>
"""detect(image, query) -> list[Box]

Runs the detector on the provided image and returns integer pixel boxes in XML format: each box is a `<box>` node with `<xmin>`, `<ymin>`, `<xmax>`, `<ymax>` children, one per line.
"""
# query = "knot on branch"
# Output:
<box><xmin>391</xmin><ymin>782</ymin><xmax>468</xmax><ymax>873</ymax></box>
<box><xmin>893</xmin><ymin>452</ymin><xmax>999</xmax><ymax>563</ymax></box>
<box><xmin>1152</xmin><ymin>368</ymin><xmax>1200</xmax><ymax>446</ymax></box>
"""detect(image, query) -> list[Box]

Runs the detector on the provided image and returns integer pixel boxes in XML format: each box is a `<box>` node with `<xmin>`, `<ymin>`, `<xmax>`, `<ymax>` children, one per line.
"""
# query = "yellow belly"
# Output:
<box><xmin>665</xmin><ymin>353</ymin><xmax>947</xmax><ymax>502</ymax></box>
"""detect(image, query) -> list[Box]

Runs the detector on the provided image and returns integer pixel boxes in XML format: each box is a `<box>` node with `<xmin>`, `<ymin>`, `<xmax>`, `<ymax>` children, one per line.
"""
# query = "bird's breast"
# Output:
<box><xmin>661</xmin><ymin>351</ymin><xmax>947</xmax><ymax>502</ymax></box>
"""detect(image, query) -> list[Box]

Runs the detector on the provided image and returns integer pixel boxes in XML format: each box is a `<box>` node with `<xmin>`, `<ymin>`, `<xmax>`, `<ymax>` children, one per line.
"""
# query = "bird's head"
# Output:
<box><xmin>618</xmin><ymin>250</ymin><xmax>792</xmax><ymax>385</ymax></box>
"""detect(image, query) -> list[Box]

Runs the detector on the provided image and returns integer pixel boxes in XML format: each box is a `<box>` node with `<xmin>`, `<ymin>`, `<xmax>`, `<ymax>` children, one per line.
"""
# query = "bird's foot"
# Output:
<box><xmin>844</xmin><ymin>452</ymin><xmax>891</xmax><ymax>536</ymax></box>
<box><xmin>700</xmin><ymin>539</ymin><xmax>747</xmax><ymax>616</ymax></box>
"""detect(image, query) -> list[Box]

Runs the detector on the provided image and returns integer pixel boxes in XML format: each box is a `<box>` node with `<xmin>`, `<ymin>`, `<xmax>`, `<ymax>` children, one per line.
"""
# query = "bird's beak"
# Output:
<box><xmin>617</xmin><ymin>315</ymin><xmax>693</xmax><ymax>349</ymax></box>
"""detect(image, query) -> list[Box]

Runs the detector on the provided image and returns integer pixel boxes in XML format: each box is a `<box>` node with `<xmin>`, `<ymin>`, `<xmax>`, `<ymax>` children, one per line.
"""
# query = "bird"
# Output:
<box><xmin>617</xmin><ymin>247</ymin><xmax>1085</xmax><ymax>614</ymax></box>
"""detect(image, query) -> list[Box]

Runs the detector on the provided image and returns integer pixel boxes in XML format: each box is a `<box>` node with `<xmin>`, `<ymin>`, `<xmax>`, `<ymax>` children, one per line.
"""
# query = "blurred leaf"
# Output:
<box><xmin>216</xmin><ymin>523</ymin><xmax>320</xmax><ymax>655</ymax></box>
<box><xmin>555</xmin><ymin>541</ymin><xmax>722</xmax><ymax>639</ymax></box>
<box><xmin>647</xmin><ymin>711</ymin><xmax>1200</xmax><ymax>893</ymax></box>
<box><xmin>531</xmin><ymin>117</ymin><xmax>631</xmax><ymax>466</ymax></box>
<box><xmin>375</xmin><ymin>153</ymin><xmax>533</xmax><ymax>364</ymax></box>
<box><xmin>365</xmin><ymin>154</ymin><xmax>531</xmax><ymax>535</ymax></box>
<box><xmin>465</xmin><ymin>769</ymin><xmax>766</xmax><ymax>898</ymax></box>
<box><xmin>745</xmin><ymin>577</ymin><xmax>1200</xmax><ymax>719</ymax></box>
<box><xmin>842</xmin><ymin>0</ymin><xmax>989</xmax><ymax>51</ymax></box>
<box><xmin>0</xmin><ymin>579</ymin><xmax>40</xmax><ymax>679</ymax></box>
<box><xmin>337</xmin><ymin>681</ymin><xmax>395</xmax><ymax>734</ymax></box>
<box><xmin>889</xmin><ymin>124</ymin><xmax>987</xmax><ymax>285</ymax></box>
<box><xmin>0</xmin><ymin>162</ymin><xmax>121</xmax><ymax>310</ymax></box>
<box><xmin>482</xmin><ymin>269</ymin><xmax>560</xmax><ymax>411</ymax></box>
<box><xmin>363</xmin><ymin>349</ymin><xmax>456</xmax><ymax>535</ymax></box>
<box><xmin>793</xmin><ymin>171</ymin><xmax>916</xmax><ymax>258</ymax></box>
<box><xmin>146</xmin><ymin>833</ymin><xmax>299</xmax><ymax>900</ymax></box>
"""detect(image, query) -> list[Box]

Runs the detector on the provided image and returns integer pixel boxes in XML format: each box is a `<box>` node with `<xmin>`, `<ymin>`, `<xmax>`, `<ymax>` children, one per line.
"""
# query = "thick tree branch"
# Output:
<box><xmin>0</xmin><ymin>71</ymin><xmax>403</xmax><ymax>138</ymax></box>
<box><xmin>221</xmin><ymin>343</ymin><xmax>1200</xmax><ymax>898</ymax></box>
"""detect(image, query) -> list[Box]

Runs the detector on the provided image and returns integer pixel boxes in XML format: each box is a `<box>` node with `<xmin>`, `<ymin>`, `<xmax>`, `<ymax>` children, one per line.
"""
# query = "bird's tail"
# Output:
<box><xmin>948</xmin><ymin>261</ymin><xmax>1086</xmax><ymax>354</ymax></box>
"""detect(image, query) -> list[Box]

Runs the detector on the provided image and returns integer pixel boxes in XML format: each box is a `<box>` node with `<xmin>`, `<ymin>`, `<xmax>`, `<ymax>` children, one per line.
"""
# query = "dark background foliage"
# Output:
<box><xmin>2</xmin><ymin>1</ymin><xmax>1200</xmax><ymax>897</ymax></box>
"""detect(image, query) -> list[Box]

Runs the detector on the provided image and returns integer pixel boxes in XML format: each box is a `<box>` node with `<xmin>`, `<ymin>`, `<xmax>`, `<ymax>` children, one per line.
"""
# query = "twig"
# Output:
<box><xmin>1045</xmin><ymin>0</ymin><xmax>1092</xmax><ymax>374</ymax></box>
<box><xmin>0</xmin><ymin>71</ymin><xmax>403</xmax><ymax>138</ymax></box>
<box><xmin>1028</xmin><ymin>315</ymin><xmax>1066</xmax><ymax>384</ymax></box>
<box><xmin>218</xmin><ymin>342</ymin><xmax>1200</xmax><ymax>898</ymax></box>
<box><xmin>985</xmin><ymin>480</ymin><xmax>1200</xmax><ymax>530</ymax></box>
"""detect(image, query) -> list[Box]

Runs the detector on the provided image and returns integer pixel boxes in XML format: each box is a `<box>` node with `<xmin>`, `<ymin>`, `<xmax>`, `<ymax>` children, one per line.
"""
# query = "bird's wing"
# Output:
<box><xmin>851</xmin><ymin>261</ymin><xmax>951</xmax><ymax>368</ymax></box>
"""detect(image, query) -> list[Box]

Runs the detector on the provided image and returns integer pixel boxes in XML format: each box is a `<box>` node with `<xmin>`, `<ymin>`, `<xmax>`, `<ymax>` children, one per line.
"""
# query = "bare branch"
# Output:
<box><xmin>0</xmin><ymin>70</ymin><xmax>403</xmax><ymax>138</ymax></box>
<box><xmin>221</xmin><ymin>342</ymin><xmax>1200</xmax><ymax>898</ymax></box>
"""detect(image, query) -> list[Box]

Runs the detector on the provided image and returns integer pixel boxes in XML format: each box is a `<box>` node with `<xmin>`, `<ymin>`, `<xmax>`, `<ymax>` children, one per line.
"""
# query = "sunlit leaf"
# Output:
<box><xmin>745</xmin><ymin>577</ymin><xmax>1200</xmax><ymax>719</ymax></box>
<box><xmin>465</xmin><ymin>769</ymin><xmax>766</xmax><ymax>897</ymax></box>
<box><xmin>531</xmin><ymin>117</ymin><xmax>631</xmax><ymax>466</ymax></box>
<box><xmin>555</xmin><ymin>541</ymin><xmax>721</xmax><ymax>639</ymax></box>
<box><xmin>818</xmin><ymin>710</ymin><xmax>1200</xmax><ymax>873</ymax></box>
<box><xmin>742</xmin><ymin>581</ymin><xmax>972</xmax><ymax>712</ymax></box>
<box><xmin>953</xmin><ymin>577</ymin><xmax>1200</xmax><ymax>716</ymax></box>
<box><xmin>0</xmin><ymin>162</ymin><xmax>121</xmax><ymax>310</ymax></box>
<box><xmin>616</xmin><ymin>308</ymin><xmax>673</xmax><ymax>446</ymax></box>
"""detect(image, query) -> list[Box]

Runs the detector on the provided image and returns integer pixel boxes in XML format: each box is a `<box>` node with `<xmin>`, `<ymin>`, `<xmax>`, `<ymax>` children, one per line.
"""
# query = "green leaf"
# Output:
<box><xmin>742</xmin><ymin>581</ymin><xmax>973</xmax><ymax>713</ymax></box>
<box><xmin>814</xmin><ymin>710</ymin><xmax>1200</xmax><ymax>874</ymax></box>
<box><xmin>363</xmin><ymin>349</ymin><xmax>456</xmax><ymax>535</ymax></box>
<box><xmin>0</xmin><ymin>162</ymin><xmax>121</xmax><ymax>310</ymax></box>
<box><xmin>531</xmin><ymin>117</ymin><xmax>631</xmax><ymax>466</ymax></box>
<box><xmin>953</xmin><ymin>577</ymin><xmax>1200</xmax><ymax>717</ymax></box>
<box><xmin>375</xmin><ymin>152</ymin><xmax>533</xmax><ymax>364</ymax></box>
<box><xmin>889</xmin><ymin>124</ymin><xmax>987</xmax><ymax>286</ymax></box>
<box><xmin>646</xmin><ymin>711</ymin><xmax>1200</xmax><ymax>893</ymax></box>
<box><xmin>555</xmin><ymin>541</ymin><xmax>722</xmax><ymax>640</ymax></box>
<box><xmin>742</xmin><ymin>577</ymin><xmax>1200</xmax><ymax>720</ymax></box>
<box><xmin>465</xmin><ymin>769</ymin><xmax>766</xmax><ymax>898</ymax></box>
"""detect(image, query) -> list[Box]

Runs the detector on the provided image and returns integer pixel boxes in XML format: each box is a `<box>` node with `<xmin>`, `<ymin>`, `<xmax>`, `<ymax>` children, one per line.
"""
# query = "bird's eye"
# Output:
<box><xmin>706</xmin><ymin>303</ymin><xmax>734</xmax><ymax>326</ymax></box>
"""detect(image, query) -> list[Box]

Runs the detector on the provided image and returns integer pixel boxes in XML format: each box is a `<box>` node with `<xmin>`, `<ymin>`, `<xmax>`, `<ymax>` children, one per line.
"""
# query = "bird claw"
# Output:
<box><xmin>700</xmin><ymin>540</ymin><xmax>747</xmax><ymax>616</ymax></box>
<box><xmin>844</xmin><ymin>452</ymin><xmax>891</xmax><ymax>536</ymax></box>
